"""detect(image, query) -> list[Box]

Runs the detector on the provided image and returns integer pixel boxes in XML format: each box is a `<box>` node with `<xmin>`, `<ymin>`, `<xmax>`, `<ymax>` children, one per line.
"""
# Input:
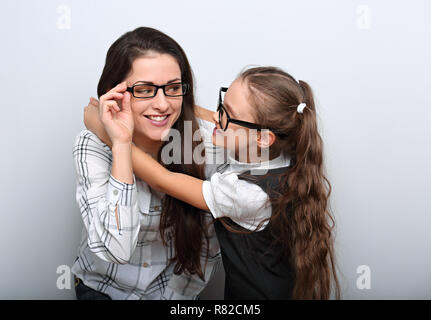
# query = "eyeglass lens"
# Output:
<box><xmin>133</xmin><ymin>83</ymin><xmax>185</xmax><ymax>98</ymax></box>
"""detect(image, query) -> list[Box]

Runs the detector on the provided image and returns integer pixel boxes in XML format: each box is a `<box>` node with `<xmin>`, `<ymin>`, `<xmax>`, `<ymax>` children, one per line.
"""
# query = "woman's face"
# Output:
<box><xmin>126</xmin><ymin>53</ymin><xmax>183</xmax><ymax>142</ymax></box>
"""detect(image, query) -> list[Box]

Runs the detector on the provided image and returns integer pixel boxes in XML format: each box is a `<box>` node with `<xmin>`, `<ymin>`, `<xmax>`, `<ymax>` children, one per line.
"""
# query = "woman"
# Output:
<box><xmin>72</xmin><ymin>27</ymin><xmax>222</xmax><ymax>300</ymax></box>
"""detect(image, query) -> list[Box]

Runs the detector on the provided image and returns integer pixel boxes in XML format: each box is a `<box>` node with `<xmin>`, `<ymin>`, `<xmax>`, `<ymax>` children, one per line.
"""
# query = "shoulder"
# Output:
<box><xmin>73</xmin><ymin>130</ymin><xmax>112</xmax><ymax>159</ymax></box>
<box><xmin>194</xmin><ymin>106</ymin><xmax>216</xmax><ymax>135</ymax></box>
<box><xmin>203</xmin><ymin>172</ymin><xmax>270</xmax><ymax>218</ymax></box>
<box><xmin>225</xmin><ymin>172</ymin><xmax>270</xmax><ymax>206</ymax></box>
<box><xmin>74</xmin><ymin>130</ymin><xmax>105</xmax><ymax>147</ymax></box>
<box><xmin>194</xmin><ymin>105</ymin><xmax>214</xmax><ymax>123</ymax></box>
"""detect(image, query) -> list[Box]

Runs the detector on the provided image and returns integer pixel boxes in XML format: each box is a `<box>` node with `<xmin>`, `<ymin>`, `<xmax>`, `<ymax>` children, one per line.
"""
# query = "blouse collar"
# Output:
<box><xmin>226</xmin><ymin>150</ymin><xmax>291</xmax><ymax>174</ymax></box>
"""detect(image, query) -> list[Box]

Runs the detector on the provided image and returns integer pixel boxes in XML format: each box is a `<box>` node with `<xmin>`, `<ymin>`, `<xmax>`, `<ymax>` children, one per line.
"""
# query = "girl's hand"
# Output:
<box><xmin>99</xmin><ymin>81</ymin><xmax>134</xmax><ymax>146</ymax></box>
<box><xmin>84</xmin><ymin>97</ymin><xmax>112</xmax><ymax>147</ymax></box>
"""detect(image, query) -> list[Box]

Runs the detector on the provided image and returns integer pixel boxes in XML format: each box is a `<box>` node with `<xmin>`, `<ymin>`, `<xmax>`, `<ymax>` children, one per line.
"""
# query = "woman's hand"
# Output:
<box><xmin>99</xmin><ymin>81</ymin><xmax>134</xmax><ymax>146</ymax></box>
<box><xmin>84</xmin><ymin>97</ymin><xmax>112</xmax><ymax>147</ymax></box>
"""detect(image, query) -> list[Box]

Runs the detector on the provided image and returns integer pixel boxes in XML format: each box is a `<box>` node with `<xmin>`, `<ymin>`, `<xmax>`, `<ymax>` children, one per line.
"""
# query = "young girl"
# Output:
<box><xmin>86</xmin><ymin>66</ymin><xmax>340</xmax><ymax>299</ymax></box>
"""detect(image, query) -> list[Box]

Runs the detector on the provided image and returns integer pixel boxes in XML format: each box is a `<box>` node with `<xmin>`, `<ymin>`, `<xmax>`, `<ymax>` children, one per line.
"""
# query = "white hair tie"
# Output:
<box><xmin>297</xmin><ymin>103</ymin><xmax>306</xmax><ymax>114</ymax></box>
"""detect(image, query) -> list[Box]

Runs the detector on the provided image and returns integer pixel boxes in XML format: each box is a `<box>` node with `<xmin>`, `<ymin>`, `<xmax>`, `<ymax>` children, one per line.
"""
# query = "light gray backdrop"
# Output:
<box><xmin>0</xmin><ymin>0</ymin><xmax>430</xmax><ymax>299</ymax></box>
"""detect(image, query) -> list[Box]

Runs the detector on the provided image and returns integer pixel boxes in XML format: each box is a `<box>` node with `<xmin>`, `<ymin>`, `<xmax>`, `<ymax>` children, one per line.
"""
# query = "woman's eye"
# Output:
<box><xmin>135</xmin><ymin>87</ymin><xmax>154</xmax><ymax>95</ymax></box>
<box><xmin>167</xmin><ymin>85</ymin><xmax>181</xmax><ymax>93</ymax></box>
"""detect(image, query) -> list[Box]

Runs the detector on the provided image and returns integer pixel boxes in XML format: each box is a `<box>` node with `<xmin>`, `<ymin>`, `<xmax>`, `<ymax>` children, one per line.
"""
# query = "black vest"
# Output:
<box><xmin>214</xmin><ymin>166</ymin><xmax>294</xmax><ymax>300</ymax></box>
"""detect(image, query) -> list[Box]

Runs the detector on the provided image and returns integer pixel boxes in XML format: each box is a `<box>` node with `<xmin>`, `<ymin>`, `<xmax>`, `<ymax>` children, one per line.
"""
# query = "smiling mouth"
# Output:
<box><xmin>144</xmin><ymin>114</ymin><xmax>170</xmax><ymax>122</ymax></box>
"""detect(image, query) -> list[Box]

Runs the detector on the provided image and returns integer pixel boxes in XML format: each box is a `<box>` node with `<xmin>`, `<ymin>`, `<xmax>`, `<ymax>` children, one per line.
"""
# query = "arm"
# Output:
<box><xmin>84</xmin><ymin>97</ymin><xmax>112</xmax><ymax>147</ymax></box>
<box><xmin>194</xmin><ymin>105</ymin><xmax>214</xmax><ymax>123</ymax></box>
<box><xmin>73</xmin><ymin>130</ymin><xmax>139</xmax><ymax>264</ymax></box>
<box><xmin>74</xmin><ymin>83</ymin><xmax>138</xmax><ymax>263</ymax></box>
<box><xmin>85</xmin><ymin>100</ymin><xmax>211</xmax><ymax>211</ymax></box>
<box><xmin>131</xmin><ymin>144</ymin><xmax>209</xmax><ymax>212</ymax></box>
<box><xmin>88</xmin><ymin>84</ymin><xmax>134</xmax><ymax>185</ymax></box>
<box><xmin>85</xmin><ymin>101</ymin><xmax>213</xmax><ymax>147</ymax></box>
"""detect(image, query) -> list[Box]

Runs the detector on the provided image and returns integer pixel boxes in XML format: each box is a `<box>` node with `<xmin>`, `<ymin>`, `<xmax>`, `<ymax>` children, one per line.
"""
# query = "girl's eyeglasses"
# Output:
<box><xmin>217</xmin><ymin>87</ymin><xmax>288</xmax><ymax>138</ymax></box>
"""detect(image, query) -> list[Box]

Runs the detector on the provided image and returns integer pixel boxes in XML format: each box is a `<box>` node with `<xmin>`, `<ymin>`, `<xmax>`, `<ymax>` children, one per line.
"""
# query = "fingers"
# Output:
<box><xmin>84</xmin><ymin>101</ymin><xmax>99</xmax><ymax>130</ymax></box>
<box><xmin>122</xmin><ymin>91</ymin><xmax>132</xmax><ymax>112</ymax></box>
<box><xmin>100</xmin><ymin>100</ymin><xmax>121</xmax><ymax>123</ymax></box>
<box><xmin>114</xmin><ymin>81</ymin><xmax>127</xmax><ymax>91</ymax></box>
<box><xmin>84</xmin><ymin>97</ymin><xmax>98</xmax><ymax>116</ymax></box>
<box><xmin>100</xmin><ymin>82</ymin><xmax>127</xmax><ymax>101</ymax></box>
<box><xmin>99</xmin><ymin>82</ymin><xmax>129</xmax><ymax>119</ymax></box>
<box><xmin>100</xmin><ymin>91</ymin><xmax>124</xmax><ymax>103</ymax></box>
<box><xmin>109</xmin><ymin>81</ymin><xmax>127</xmax><ymax>96</ymax></box>
<box><xmin>89</xmin><ymin>97</ymin><xmax>99</xmax><ymax>108</ymax></box>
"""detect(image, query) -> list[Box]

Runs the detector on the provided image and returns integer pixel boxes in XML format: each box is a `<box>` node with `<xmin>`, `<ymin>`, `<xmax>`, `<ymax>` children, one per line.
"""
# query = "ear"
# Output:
<box><xmin>256</xmin><ymin>130</ymin><xmax>276</xmax><ymax>149</ymax></box>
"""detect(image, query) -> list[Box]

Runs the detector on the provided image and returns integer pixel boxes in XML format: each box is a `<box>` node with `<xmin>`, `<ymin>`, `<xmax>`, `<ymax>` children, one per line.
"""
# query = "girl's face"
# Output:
<box><xmin>126</xmin><ymin>53</ymin><xmax>183</xmax><ymax>142</ymax></box>
<box><xmin>212</xmin><ymin>78</ymin><xmax>258</xmax><ymax>160</ymax></box>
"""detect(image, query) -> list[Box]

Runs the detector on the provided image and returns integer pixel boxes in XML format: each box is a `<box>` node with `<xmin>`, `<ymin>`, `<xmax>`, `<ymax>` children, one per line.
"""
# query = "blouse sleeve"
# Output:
<box><xmin>202</xmin><ymin>171</ymin><xmax>272</xmax><ymax>230</ymax></box>
<box><xmin>73</xmin><ymin>130</ymin><xmax>140</xmax><ymax>264</ymax></box>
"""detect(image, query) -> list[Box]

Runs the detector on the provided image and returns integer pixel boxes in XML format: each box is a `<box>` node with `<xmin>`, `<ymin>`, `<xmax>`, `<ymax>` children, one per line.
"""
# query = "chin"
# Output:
<box><xmin>132</xmin><ymin>127</ymin><xmax>160</xmax><ymax>142</ymax></box>
<box><xmin>146</xmin><ymin>130</ymin><xmax>169</xmax><ymax>142</ymax></box>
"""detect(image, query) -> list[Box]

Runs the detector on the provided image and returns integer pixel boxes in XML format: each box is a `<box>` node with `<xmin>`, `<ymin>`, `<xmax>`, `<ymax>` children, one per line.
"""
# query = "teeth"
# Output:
<box><xmin>147</xmin><ymin>115</ymin><xmax>168</xmax><ymax>121</ymax></box>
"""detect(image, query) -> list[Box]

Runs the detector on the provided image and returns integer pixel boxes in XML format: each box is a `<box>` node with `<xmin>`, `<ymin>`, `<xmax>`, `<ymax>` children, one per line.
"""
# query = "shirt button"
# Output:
<box><xmin>113</xmin><ymin>190</ymin><xmax>119</xmax><ymax>196</ymax></box>
<box><xmin>143</xmin><ymin>263</ymin><xmax>149</xmax><ymax>268</ymax></box>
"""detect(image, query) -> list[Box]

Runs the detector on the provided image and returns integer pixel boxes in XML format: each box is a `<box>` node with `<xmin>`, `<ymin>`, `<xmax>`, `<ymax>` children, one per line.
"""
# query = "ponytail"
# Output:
<box><xmin>285</xmin><ymin>80</ymin><xmax>340</xmax><ymax>299</ymax></box>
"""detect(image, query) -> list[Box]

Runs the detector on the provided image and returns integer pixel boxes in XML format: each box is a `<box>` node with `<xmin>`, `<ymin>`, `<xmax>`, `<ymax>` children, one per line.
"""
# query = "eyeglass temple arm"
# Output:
<box><xmin>218</xmin><ymin>87</ymin><xmax>229</xmax><ymax>108</ymax></box>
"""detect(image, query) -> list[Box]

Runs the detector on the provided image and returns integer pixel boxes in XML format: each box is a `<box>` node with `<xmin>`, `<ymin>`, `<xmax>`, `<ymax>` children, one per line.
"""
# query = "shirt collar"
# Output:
<box><xmin>226</xmin><ymin>150</ymin><xmax>291</xmax><ymax>173</ymax></box>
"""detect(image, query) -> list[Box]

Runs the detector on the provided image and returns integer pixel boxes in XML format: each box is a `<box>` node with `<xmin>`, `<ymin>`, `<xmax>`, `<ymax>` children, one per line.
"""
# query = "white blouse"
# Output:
<box><xmin>202</xmin><ymin>138</ymin><xmax>291</xmax><ymax>231</ymax></box>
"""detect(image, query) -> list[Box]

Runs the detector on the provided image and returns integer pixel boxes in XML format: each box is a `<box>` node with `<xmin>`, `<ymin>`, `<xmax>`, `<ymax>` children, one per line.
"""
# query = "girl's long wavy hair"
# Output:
<box><xmin>97</xmin><ymin>27</ymin><xmax>209</xmax><ymax>280</ymax></box>
<box><xmin>236</xmin><ymin>66</ymin><xmax>340</xmax><ymax>299</ymax></box>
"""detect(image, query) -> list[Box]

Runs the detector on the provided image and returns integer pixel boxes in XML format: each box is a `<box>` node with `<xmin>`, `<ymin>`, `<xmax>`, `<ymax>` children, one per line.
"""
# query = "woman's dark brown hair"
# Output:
<box><xmin>97</xmin><ymin>27</ymin><xmax>209</xmax><ymax>280</ymax></box>
<box><xmin>236</xmin><ymin>66</ymin><xmax>341</xmax><ymax>299</ymax></box>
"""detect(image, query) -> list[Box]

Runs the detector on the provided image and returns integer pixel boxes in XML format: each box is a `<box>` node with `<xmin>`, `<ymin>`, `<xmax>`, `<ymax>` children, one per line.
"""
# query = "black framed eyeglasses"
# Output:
<box><xmin>217</xmin><ymin>87</ymin><xmax>288</xmax><ymax>138</ymax></box>
<box><xmin>126</xmin><ymin>82</ymin><xmax>189</xmax><ymax>99</ymax></box>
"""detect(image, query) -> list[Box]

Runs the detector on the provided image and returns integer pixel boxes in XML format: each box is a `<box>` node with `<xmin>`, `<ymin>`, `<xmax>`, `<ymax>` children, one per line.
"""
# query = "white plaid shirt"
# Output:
<box><xmin>71</xmin><ymin>118</ymin><xmax>223</xmax><ymax>300</ymax></box>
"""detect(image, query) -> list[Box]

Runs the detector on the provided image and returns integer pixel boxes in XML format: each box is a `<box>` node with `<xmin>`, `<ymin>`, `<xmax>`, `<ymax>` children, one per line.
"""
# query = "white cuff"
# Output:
<box><xmin>107</xmin><ymin>174</ymin><xmax>136</xmax><ymax>206</ymax></box>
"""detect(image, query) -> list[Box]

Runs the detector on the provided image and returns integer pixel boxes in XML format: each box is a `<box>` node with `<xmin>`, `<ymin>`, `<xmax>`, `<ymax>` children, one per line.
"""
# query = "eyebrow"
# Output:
<box><xmin>133</xmin><ymin>78</ymin><xmax>181</xmax><ymax>86</ymax></box>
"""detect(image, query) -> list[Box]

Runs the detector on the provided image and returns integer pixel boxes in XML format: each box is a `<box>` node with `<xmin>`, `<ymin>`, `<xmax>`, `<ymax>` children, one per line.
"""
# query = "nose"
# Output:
<box><xmin>152</xmin><ymin>88</ymin><xmax>170</xmax><ymax>112</ymax></box>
